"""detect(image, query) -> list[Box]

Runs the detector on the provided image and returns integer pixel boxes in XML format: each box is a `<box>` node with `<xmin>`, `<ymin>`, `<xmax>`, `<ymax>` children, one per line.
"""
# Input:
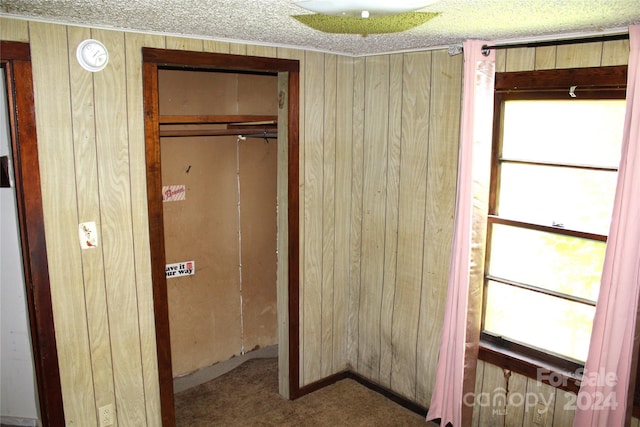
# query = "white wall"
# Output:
<box><xmin>0</xmin><ymin>69</ymin><xmax>40</xmax><ymax>425</ymax></box>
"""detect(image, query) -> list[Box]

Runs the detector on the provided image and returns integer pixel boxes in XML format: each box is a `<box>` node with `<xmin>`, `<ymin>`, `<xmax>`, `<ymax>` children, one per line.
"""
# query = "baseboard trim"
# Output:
<box><xmin>293</xmin><ymin>369</ymin><xmax>434</xmax><ymax>421</ymax></box>
<box><xmin>345</xmin><ymin>372</ymin><xmax>429</xmax><ymax>418</ymax></box>
<box><xmin>293</xmin><ymin>371</ymin><xmax>349</xmax><ymax>398</ymax></box>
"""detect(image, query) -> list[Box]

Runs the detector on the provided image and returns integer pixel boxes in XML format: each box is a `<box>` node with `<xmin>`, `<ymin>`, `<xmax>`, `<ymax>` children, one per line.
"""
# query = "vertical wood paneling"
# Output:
<box><xmin>357</xmin><ymin>55</ymin><xmax>390</xmax><ymax>380</ymax></box>
<box><xmin>66</xmin><ymin>25</ymin><xmax>116</xmax><ymax>417</ymax></box>
<box><xmin>602</xmin><ymin>39</ymin><xmax>631</xmax><ymax>66</ymax></box>
<box><xmin>390</xmin><ymin>51</ymin><xmax>431</xmax><ymax>399</ymax></box>
<box><xmin>556</xmin><ymin>41</ymin><xmax>603</xmax><ymax>68</ymax></box>
<box><xmin>247</xmin><ymin>44</ymin><xmax>277</xmax><ymax>58</ymax></box>
<box><xmin>333</xmin><ymin>54</ymin><xmax>353</xmax><ymax>373</ymax></box>
<box><xmin>321</xmin><ymin>53</ymin><xmax>336</xmax><ymax>378</ymax></box>
<box><xmin>478</xmin><ymin>363</ymin><xmax>508</xmax><ymax>426</ymax></box>
<box><xmin>535</xmin><ymin>46</ymin><xmax>558</xmax><ymax>70</ymax></box>
<box><xmin>165</xmin><ymin>36</ymin><xmax>203</xmax><ymax>51</ymax></box>
<box><xmin>495</xmin><ymin>49</ymin><xmax>507</xmax><ymax>73</ymax></box>
<box><xmin>124</xmin><ymin>31</ymin><xmax>166</xmax><ymax>427</ymax></box>
<box><xmin>505</xmin><ymin>47</ymin><xmax>536</xmax><ymax>72</ymax></box>
<box><xmin>472</xmin><ymin>361</ymin><xmax>485</xmax><ymax>427</ymax></box>
<box><xmin>552</xmin><ymin>390</ymin><xmax>575</xmax><ymax>427</ymax></box>
<box><xmin>523</xmin><ymin>379</ymin><xmax>556</xmax><ymax>427</ymax></box>
<box><xmin>378</xmin><ymin>53</ymin><xmax>403</xmax><ymax>388</ymax></box>
<box><xmin>505</xmin><ymin>372</ymin><xmax>527</xmax><ymax>426</ymax></box>
<box><xmin>348</xmin><ymin>56</ymin><xmax>365</xmax><ymax>370</ymax></box>
<box><xmin>301</xmin><ymin>50</ymin><xmax>324</xmax><ymax>384</ymax></box>
<box><xmin>29</xmin><ymin>21</ymin><xmax>97</xmax><ymax>426</ymax></box>
<box><xmin>230</xmin><ymin>42</ymin><xmax>248</xmax><ymax>55</ymax></box>
<box><xmin>416</xmin><ymin>50</ymin><xmax>463</xmax><ymax>405</ymax></box>
<box><xmin>0</xmin><ymin>17</ymin><xmax>29</xmax><ymax>41</ymax></box>
<box><xmin>92</xmin><ymin>28</ymin><xmax>147</xmax><ymax>426</ymax></box>
<box><xmin>203</xmin><ymin>39</ymin><xmax>231</xmax><ymax>54</ymax></box>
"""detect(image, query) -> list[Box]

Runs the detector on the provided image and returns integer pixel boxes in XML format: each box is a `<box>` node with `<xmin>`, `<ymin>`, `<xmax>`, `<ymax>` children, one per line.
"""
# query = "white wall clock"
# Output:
<box><xmin>76</xmin><ymin>39</ymin><xmax>109</xmax><ymax>72</ymax></box>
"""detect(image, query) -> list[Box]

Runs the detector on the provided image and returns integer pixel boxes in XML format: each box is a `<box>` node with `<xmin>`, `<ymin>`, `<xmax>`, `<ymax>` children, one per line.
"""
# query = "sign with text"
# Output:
<box><xmin>162</xmin><ymin>185</ymin><xmax>186</xmax><ymax>202</ymax></box>
<box><xmin>165</xmin><ymin>261</ymin><xmax>195</xmax><ymax>278</ymax></box>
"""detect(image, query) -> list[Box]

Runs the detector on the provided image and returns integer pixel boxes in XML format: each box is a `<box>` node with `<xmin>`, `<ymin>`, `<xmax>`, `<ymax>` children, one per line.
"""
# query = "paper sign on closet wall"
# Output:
<box><xmin>166</xmin><ymin>261</ymin><xmax>195</xmax><ymax>278</ymax></box>
<box><xmin>162</xmin><ymin>185</ymin><xmax>186</xmax><ymax>202</ymax></box>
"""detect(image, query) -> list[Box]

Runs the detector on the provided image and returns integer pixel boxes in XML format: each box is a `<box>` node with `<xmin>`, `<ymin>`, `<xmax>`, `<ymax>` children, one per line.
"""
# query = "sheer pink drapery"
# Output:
<box><xmin>573</xmin><ymin>25</ymin><xmax>640</xmax><ymax>427</ymax></box>
<box><xmin>426</xmin><ymin>40</ymin><xmax>495</xmax><ymax>427</ymax></box>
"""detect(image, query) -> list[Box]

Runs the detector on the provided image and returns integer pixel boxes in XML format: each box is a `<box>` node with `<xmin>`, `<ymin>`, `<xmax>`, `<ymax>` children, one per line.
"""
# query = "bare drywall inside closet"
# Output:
<box><xmin>159</xmin><ymin>69</ymin><xmax>278</xmax><ymax>377</ymax></box>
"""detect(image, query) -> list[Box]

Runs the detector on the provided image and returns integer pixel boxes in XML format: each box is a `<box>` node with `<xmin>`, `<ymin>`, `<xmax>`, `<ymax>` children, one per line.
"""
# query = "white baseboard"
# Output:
<box><xmin>173</xmin><ymin>345</ymin><xmax>278</xmax><ymax>393</ymax></box>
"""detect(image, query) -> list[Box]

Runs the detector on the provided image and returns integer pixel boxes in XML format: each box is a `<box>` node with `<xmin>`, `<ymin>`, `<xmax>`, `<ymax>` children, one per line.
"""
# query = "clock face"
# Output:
<box><xmin>76</xmin><ymin>39</ymin><xmax>109</xmax><ymax>72</ymax></box>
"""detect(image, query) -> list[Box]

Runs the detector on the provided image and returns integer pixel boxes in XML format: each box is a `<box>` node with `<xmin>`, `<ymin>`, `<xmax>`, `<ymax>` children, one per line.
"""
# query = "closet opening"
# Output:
<box><xmin>161</xmin><ymin>67</ymin><xmax>279</xmax><ymax>384</ymax></box>
<box><xmin>142</xmin><ymin>48</ymin><xmax>300</xmax><ymax>426</ymax></box>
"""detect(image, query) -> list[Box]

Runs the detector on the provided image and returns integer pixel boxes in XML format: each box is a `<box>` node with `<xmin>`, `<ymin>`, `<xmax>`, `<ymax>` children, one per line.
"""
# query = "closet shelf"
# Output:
<box><xmin>160</xmin><ymin>127</ymin><xmax>277</xmax><ymax>138</ymax></box>
<box><xmin>159</xmin><ymin>114</ymin><xmax>278</xmax><ymax>125</ymax></box>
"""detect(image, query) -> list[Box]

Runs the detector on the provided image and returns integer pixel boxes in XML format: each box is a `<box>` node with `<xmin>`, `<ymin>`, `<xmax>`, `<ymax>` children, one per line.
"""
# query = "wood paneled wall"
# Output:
<box><xmin>0</xmin><ymin>14</ymin><xmax>633</xmax><ymax>426</ymax></box>
<box><xmin>471</xmin><ymin>39</ymin><xmax>631</xmax><ymax>427</ymax></box>
<box><xmin>345</xmin><ymin>51</ymin><xmax>463</xmax><ymax>406</ymax></box>
<box><xmin>294</xmin><ymin>47</ymin><xmax>463</xmax><ymax>404</ymax></box>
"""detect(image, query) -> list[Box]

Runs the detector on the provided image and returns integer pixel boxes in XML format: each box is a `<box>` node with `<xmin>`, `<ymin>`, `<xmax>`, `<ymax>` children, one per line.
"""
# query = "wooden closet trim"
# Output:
<box><xmin>142</xmin><ymin>48</ymin><xmax>300</xmax><ymax>426</ymax></box>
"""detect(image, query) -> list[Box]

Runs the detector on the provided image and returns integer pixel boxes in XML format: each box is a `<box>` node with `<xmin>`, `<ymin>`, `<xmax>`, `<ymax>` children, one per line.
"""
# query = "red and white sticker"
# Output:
<box><xmin>162</xmin><ymin>185</ymin><xmax>186</xmax><ymax>202</ymax></box>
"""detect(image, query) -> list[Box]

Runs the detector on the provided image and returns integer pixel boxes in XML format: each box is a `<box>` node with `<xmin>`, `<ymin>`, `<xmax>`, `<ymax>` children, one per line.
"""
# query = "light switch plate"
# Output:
<box><xmin>79</xmin><ymin>221</ymin><xmax>99</xmax><ymax>249</ymax></box>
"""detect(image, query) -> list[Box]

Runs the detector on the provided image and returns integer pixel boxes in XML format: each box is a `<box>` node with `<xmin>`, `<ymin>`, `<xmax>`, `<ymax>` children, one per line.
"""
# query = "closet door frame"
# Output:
<box><xmin>142</xmin><ymin>48</ymin><xmax>300</xmax><ymax>426</ymax></box>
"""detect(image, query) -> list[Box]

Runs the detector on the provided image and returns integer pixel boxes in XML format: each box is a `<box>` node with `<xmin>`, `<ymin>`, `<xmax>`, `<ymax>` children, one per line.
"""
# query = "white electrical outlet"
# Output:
<box><xmin>99</xmin><ymin>403</ymin><xmax>115</xmax><ymax>427</ymax></box>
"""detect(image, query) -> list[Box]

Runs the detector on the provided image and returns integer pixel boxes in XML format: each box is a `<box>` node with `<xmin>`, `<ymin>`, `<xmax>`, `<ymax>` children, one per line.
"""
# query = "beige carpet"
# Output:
<box><xmin>175</xmin><ymin>358</ymin><xmax>437</xmax><ymax>426</ymax></box>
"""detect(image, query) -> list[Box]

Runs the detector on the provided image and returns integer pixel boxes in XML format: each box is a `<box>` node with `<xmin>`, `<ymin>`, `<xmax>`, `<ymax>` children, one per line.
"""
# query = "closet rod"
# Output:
<box><xmin>481</xmin><ymin>33</ymin><xmax>629</xmax><ymax>54</ymax></box>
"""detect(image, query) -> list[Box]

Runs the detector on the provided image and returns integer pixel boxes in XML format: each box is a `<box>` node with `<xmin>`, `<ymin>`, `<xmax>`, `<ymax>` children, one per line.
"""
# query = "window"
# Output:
<box><xmin>479</xmin><ymin>66</ymin><xmax>627</xmax><ymax>378</ymax></box>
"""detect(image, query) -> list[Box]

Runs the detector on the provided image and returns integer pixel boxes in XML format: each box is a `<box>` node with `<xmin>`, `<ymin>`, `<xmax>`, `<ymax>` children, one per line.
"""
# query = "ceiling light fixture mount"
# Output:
<box><xmin>294</xmin><ymin>0</ymin><xmax>439</xmax><ymax>18</ymax></box>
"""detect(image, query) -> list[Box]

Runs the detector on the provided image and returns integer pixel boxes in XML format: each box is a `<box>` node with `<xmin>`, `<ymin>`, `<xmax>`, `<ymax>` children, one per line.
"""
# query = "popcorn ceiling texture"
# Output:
<box><xmin>1</xmin><ymin>0</ymin><xmax>639</xmax><ymax>55</ymax></box>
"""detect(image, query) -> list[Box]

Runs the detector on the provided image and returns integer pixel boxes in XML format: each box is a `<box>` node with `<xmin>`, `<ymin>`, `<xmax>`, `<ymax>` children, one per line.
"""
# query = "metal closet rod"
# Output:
<box><xmin>481</xmin><ymin>33</ymin><xmax>629</xmax><ymax>54</ymax></box>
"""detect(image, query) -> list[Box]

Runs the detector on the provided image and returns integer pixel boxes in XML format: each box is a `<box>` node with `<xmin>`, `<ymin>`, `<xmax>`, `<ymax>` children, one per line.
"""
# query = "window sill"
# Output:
<box><xmin>478</xmin><ymin>334</ymin><xmax>582</xmax><ymax>395</ymax></box>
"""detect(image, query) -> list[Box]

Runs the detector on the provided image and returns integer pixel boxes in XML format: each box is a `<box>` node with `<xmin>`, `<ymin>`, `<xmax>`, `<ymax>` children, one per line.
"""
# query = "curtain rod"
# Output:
<box><xmin>481</xmin><ymin>33</ymin><xmax>629</xmax><ymax>55</ymax></box>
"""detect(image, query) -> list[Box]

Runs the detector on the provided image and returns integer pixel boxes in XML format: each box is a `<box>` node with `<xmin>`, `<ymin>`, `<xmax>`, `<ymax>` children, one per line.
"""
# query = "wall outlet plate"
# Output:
<box><xmin>533</xmin><ymin>402</ymin><xmax>548</xmax><ymax>425</ymax></box>
<box><xmin>99</xmin><ymin>403</ymin><xmax>115</xmax><ymax>427</ymax></box>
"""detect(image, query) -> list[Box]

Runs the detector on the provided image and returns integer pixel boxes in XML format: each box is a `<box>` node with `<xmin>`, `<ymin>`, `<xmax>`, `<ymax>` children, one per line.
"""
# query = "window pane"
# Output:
<box><xmin>484</xmin><ymin>281</ymin><xmax>594</xmax><ymax>361</ymax></box>
<box><xmin>497</xmin><ymin>163</ymin><xmax>617</xmax><ymax>234</ymax></box>
<box><xmin>502</xmin><ymin>100</ymin><xmax>625</xmax><ymax>168</ymax></box>
<box><xmin>488</xmin><ymin>224</ymin><xmax>605</xmax><ymax>301</ymax></box>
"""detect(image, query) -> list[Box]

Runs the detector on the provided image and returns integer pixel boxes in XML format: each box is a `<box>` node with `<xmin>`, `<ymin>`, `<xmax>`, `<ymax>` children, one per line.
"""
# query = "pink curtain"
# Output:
<box><xmin>574</xmin><ymin>25</ymin><xmax>640</xmax><ymax>427</ymax></box>
<box><xmin>426</xmin><ymin>40</ymin><xmax>495</xmax><ymax>427</ymax></box>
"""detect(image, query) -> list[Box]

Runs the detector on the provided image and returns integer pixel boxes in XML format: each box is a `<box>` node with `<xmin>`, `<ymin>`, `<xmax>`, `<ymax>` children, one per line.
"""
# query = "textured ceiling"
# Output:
<box><xmin>1</xmin><ymin>0</ymin><xmax>639</xmax><ymax>56</ymax></box>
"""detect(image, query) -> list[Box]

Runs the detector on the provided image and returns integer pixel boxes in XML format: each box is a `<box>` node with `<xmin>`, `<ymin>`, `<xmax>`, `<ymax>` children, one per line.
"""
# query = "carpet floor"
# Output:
<box><xmin>175</xmin><ymin>358</ymin><xmax>436</xmax><ymax>426</ymax></box>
